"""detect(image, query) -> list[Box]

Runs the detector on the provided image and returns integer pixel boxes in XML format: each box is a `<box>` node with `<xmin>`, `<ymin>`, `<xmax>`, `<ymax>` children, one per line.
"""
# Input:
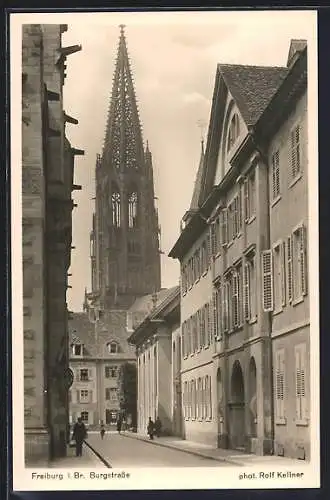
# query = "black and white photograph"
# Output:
<box><xmin>11</xmin><ymin>9</ymin><xmax>319</xmax><ymax>490</ymax></box>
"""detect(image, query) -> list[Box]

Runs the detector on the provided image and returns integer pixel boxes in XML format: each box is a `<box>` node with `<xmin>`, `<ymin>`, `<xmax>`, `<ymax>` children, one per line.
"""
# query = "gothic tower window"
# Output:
<box><xmin>128</xmin><ymin>191</ymin><xmax>138</xmax><ymax>228</ymax></box>
<box><xmin>111</xmin><ymin>183</ymin><xmax>121</xmax><ymax>227</ymax></box>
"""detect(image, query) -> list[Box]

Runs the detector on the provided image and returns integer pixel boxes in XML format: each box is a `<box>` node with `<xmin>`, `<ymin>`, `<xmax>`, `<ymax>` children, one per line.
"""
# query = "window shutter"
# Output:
<box><xmin>77</xmin><ymin>390</ymin><xmax>80</xmax><ymax>403</ymax></box>
<box><xmin>216</xmin><ymin>286</ymin><xmax>222</xmax><ymax>340</ymax></box>
<box><xmin>275</xmin><ymin>350</ymin><xmax>285</xmax><ymax>419</ymax></box>
<box><xmin>261</xmin><ymin>250</ymin><xmax>273</xmax><ymax>312</ymax></box>
<box><xmin>211</xmin><ymin>223</ymin><xmax>216</xmax><ymax>257</ymax></box>
<box><xmin>290</xmin><ymin>129</ymin><xmax>296</xmax><ymax>179</ymax></box>
<box><xmin>209</xmin><ymin>376</ymin><xmax>212</xmax><ymax>419</ymax></box>
<box><xmin>88</xmin><ymin>369</ymin><xmax>92</xmax><ymax>380</ymax></box>
<box><xmin>295</xmin><ymin>346</ymin><xmax>302</xmax><ymax>420</ymax></box>
<box><xmin>232</xmin><ymin>272</ymin><xmax>239</xmax><ymax>327</ymax></box>
<box><xmin>212</xmin><ymin>291</ymin><xmax>217</xmax><ymax>342</ymax></box>
<box><xmin>237</xmin><ymin>190</ymin><xmax>242</xmax><ymax>232</ymax></box>
<box><xmin>287</xmin><ymin>236</ymin><xmax>293</xmax><ymax>303</ymax></box>
<box><xmin>244</xmin><ymin>178</ymin><xmax>249</xmax><ymax>221</ymax></box>
<box><xmin>221</xmin><ymin>209</ymin><xmax>228</xmax><ymax>247</ymax></box>
<box><xmin>300</xmin><ymin>343</ymin><xmax>307</xmax><ymax>420</ymax></box>
<box><xmin>224</xmin><ymin>281</ymin><xmax>229</xmax><ymax>332</ymax></box>
<box><xmin>207</xmin><ymin>233</ymin><xmax>211</xmax><ymax>268</ymax></box>
<box><xmin>182</xmin><ymin>322</ymin><xmax>186</xmax><ymax>358</ymax></box>
<box><xmin>300</xmin><ymin>225</ymin><xmax>308</xmax><ymax>295</ymax></box>
<box><xmin>244</xmin><ymin>262</ymin><xmax>251</xmax><ymax>320</ymax></box>
<box><xmin>75</xmin><ymin>369</ymin><xmax>80</xmax><ymax>382</ymax></box>
<box><xmin>281</xmin><ymin>242</ymin><xmax>286</xmax><ymax>307</ymax></box>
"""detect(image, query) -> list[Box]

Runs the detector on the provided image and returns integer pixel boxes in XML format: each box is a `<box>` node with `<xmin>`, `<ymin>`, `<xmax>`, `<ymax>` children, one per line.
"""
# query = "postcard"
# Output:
<box><xmin>11</xmin><ymin>9</ymin><xmax>319</xmax><ymax>491</ymax></box>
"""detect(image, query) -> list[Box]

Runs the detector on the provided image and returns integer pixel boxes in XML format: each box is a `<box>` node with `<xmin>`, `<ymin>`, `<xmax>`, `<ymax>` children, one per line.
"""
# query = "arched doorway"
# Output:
<box><xmin>229</xmin><ymin>360</ymin><xmax>245</xmax><ymax>450</ymax></box>
<box><xmin>249</xmin><ymin>357</ymin><xmax>257</xmax><ymax>438</ymax></box>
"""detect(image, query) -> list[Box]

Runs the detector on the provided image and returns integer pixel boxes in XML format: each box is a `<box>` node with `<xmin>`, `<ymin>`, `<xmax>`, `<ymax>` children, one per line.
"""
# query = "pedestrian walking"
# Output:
<box><xmin>100</xmin><ymin>422</ymin><xmax>106</xmax><ymax>440</ymax></box>
<box><xmin>154</xmin><ymin>416</ymin><xmax>162</xmax><ymax>438</ymax></box>
<box><xmin>117</xmin><ymin>415</ymin><xmax>123</xmax><ymax>434</ymax></box>
<box><xmin>72</xmin><ymin>417</ymin><xmax>87</xmax><ymax>457</ymax></box>
<box><xmin>147</xmin><ymin>417</ymin><xmax>155</xmax><ymax>440</ymax></box>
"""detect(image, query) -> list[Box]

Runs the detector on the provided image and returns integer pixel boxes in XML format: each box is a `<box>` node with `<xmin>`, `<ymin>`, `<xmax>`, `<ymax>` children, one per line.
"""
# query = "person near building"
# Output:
<box><xmin>147</xmin><ymin>417</ymin><xmax>155</xmax><ymax>440</ymax></box>
<box><xmin>100</xmin><ymin>422</ymin><xmax>106</xmax><ymax>440</ymax></box>
<box><xmin>117</xmin><ymin>415</ymin><xmax>123</xmax><ymax>434</ymax></box>
<box><xmin>154</xmin><ymin>416</ymin><xmax>162</xmax><ymax>438</ymax></box>
<box><xmin>72</xmin><ymin>417</ymin><xmax>87</xmax><ymax>457</ymax></box>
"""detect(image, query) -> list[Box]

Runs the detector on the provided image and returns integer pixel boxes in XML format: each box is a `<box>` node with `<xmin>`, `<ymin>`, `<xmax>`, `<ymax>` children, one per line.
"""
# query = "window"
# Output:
<box><xmin>261</xmin><ymin>250</ymin><xmax>273</xmax><ymax>312</ymax></box>
<box><xmin>80</xmin><ymin>369</ymin><xmax>89</xmax><ymax>381</ymax></box>
<box><xmin>107</xmin><ymin>341</ymin><xmax>119</xmax><ymax>354</ymax></box>
<box><xmin>71</xmin><ymin>344</ymin><xmax>83</xmax><ymax>356</ymax></box>
<box><xmin>81</xmin><ymin>411</ymin><xmax>89</xmax><ymax>423</ymax></box>
<box><xmin>200</xmin><ymin>307</ymin><xmax>206</xmax><ymax>347</ymax></box>
<box><xmin>205</xmin><ymin>375</ymin><xmax>212</xmax><ymax>419</ymax></box>
<box><xmin>227</xmin><ymin>113</ymin><xmax>240</xmax><ymax>152</ymax></box>
<box><xmin>290</xmin><ymin>124</ymin><xmax>301</xmax><ymax>180</ymax></box>
<box><xmin>295</xmin><ymin>343</ymin><xmax>308</xmax><ymax>423</ymax></box>
<box><xmin>197</xmin><ymin>378</ymin><xmax>203</xmax><ymax>419</ymax></box>
<box><xmin>128</xmin><ymin>191</ymin><xmax>138</xmax><ymax>228</ymax></box>
<box><xmin>184</xmin><ymin>382</ymin><xmax>188</xmax><ymax>418</ymax></box>
<box><xmin>220</xmin><ymin>209</ymin><xmax>228</xmax><ymax>247</ymax></box>
<box><xmin>275</xmin><ymin>349</ymin><xmax>285</xmax><ymax>422</ymax></box>
<box><xmin>111</xmin><ymin>185</ymin><xmax>121</xmax><ymax>227</ymax></box>
<box><xmin>79</xmin><ymin>390</ymin><xmax>90</xmax><ymax>403</ymax></box>
<box><xmin>227</xmin><ymin>195</ymin><xmax>242</xmax><ymax>243</ymax></box>
<box><xmin>105</xmin><ymin>388</ymin><xmax>118</xmax><ymax>401</ymax></box>
<box><xmin>292</xmin><ymin>225</ymin><xmax>308</xmax><ymax>301</ymax></box>
<box><xmin>244</xmin><ymin>256</ymin><xmax>257</xmax><ymax>321</ymax></box>
<box><xmin>205</xmin><ymin>303</ymin><xmax>210</xmax><ymax>347</ymax></box>
<box><xmin>273</xmin><ymin>242</ymin><xmax>286</xmax><ymax>312</ymax></box>
<box><xmin>271</xmin><ymin>150</ymin><xmax>280</xmax><ymax>200</ymax></box>
<box><xmin>214</xmin><ymin>287</ymin><xmax>222</xmax><ymax>341</ymax></box>
<box><xmin>244</xmin><ymin>171</ymin><xmax>256</xmax><ymax>221</ymax></box>
<box><xmin>105</xmin><ymin>366</ymin><xmax>118</xmax><ymax>378</ymax></box>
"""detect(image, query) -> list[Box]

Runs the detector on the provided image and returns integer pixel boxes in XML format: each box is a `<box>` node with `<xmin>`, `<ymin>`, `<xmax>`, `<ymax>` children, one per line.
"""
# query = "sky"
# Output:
<box><xmin>57</xmin><ymin>10</ymin><xmax>316</xmax><ymax>312</ymax></box>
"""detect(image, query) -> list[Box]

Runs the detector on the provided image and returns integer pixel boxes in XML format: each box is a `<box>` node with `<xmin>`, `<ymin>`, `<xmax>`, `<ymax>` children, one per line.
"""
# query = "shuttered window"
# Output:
<box><xmin>215</xmin><ymin>286</ymin><xmax>222</xmax><ymax>340</ymax></box>
<box><xmin>275</xmin><ymin>349</ymin><xmax>285</xmax><ymax>421</ymax></box>
<box><xmin>243</xmin><ymin>262</ymin><xmax>251</xmax><ymax>320</ymax></box>
<box><xmin>261</xmin><ymin>250</ymin><xmax>273</xmax><ymax>312</ymax></box>
<box><xmin>244</xmin><ymin>178</ymin><xmax>249</xmax><ymax>221</ymax></box>
<box><xmin>295</xmin><ymin>343</ymin><xmax>308</xmax><ymax>422</ymax></box>
<box><xmin>271</xmin><ymin>150</ymin><xmax>280</xmax><ymax>199</ymax></box>
<box><xmin>212</xmin><ymin>291</ymin><xmax>218</xmax><ymax>342</ymax></box>
<box><xmin>232</xmin><ymin>272</ymin><xmax>239</xmax><ymax>327</ymax></box>
<box><xmin>221</xmin><ymin>209</ymin><xmax>228</xmax><ymax>247</ymax></box>
<box><xmin>290</xmin><ymin>124</ymin><xmax>301</xmax><ymax>180</ymax></box>
<box><xmin>292</xmin><ymin>224</ymin><xmax>308</xmax><ymax>300</ymax></box>
<box><xmin>287</xmin><ymin>236</ymin><xmax>293</xmax><ymax>303</ymax></box>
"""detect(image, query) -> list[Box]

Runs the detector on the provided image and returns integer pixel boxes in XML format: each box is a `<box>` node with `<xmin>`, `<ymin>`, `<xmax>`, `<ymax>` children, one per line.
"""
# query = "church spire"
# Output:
<box><xmin>102</xmin><ymin>25</ymin><xmax>144</xmax><ymax>170</ymax></box>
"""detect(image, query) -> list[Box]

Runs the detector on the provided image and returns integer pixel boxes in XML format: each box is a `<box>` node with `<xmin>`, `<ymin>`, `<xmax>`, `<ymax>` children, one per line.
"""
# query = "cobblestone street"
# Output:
<box><xmin>85</xmin><ymin>432</ymin><xmax>231</xmax><ymax>468</ymax></box>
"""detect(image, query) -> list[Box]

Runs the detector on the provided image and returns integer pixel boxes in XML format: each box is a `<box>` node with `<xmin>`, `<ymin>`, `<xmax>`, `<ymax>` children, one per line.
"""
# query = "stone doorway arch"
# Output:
<box><xmin>229</xmin><ymin>360</ymin><xmax>246</xmax><ymax>450</ymax></box>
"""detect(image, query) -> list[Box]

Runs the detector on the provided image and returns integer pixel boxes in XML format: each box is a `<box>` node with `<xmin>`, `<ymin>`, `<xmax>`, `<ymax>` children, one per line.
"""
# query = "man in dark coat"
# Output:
<box><xmin>154</xmin><ymin>416</ymin><xmax>162</xmax><ymax>438</ymax></box>
<box><xmin>72</xmin><ymin>417</ymin><xmax>87</xmax><ymax>457</ymax></box>
<box><xmin>117</xmin><ymin>415</ymin><xmax>123</xmax><ymax>434</ymax></box>
<box><xmin>147</xmin><ymin>417</ymin><xmax>155</xmax><ymax>440</ymax></box>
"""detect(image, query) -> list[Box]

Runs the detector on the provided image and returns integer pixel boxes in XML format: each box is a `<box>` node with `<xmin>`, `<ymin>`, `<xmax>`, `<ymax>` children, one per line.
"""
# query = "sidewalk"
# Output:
<box><xmin>27</xmin><ymin>444</ymin><xmax>106</xmax><ymax>469</ymax></box>
<box><xmin>121</xmin><ymin>431</ymin><xmax>305</xmax><ymax>467</ymax></box>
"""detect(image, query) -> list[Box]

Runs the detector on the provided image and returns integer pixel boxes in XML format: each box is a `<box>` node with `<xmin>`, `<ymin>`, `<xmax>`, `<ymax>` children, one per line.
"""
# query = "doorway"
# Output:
<box><xmin>229</xmin><ymin>360</ymin><xmax>245</xmax><ymax>450</ymax></box>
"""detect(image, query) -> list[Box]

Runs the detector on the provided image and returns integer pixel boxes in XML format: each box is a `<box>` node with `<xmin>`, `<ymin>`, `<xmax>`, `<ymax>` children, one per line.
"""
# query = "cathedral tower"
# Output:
<box><xmin>89</xmin><ymin>25</ymin><xmax>161</xmax><ymax>311</ymax></box>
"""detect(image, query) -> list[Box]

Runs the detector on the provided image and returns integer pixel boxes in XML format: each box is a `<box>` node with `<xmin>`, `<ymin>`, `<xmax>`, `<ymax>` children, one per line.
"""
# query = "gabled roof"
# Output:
<box><xmin>189</xmin><ymin>141</ymin><xmax>205</xmax><ymax>210</ymax></box>
<box><xmin>219</xmin><ymin>63</ymin><xmax>289</xmax><ymax>127</ymax></box>
<box><xmin>68</xmin><ymin>311</ymin><xmax>135</xmax><ymax>359</ymax></box>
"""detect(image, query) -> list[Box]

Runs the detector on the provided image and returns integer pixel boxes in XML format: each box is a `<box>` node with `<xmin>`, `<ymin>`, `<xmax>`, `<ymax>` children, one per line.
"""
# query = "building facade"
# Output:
<box><xmin>22</xmin><ymin>24</ymin><xmax>82</xmax><ymax>462</ymax></box>
<box><xmin>127</xmin><ymin>287</ymin><xmax>180</xmax><ymax>436</ymax></box>
<box><xmin>169</xmin><ymin>39</ymin><xmax>309</xmax><ymax>459</ymax></box>
<box><xmin>68</xmin><ymin>311</ymin><xmax>136</xmax><ymax>427</ymax></box>
<box><xmin>69</xmin><ymin>26</ymin><xmax>162</xmax><ymax>424</ymax></box>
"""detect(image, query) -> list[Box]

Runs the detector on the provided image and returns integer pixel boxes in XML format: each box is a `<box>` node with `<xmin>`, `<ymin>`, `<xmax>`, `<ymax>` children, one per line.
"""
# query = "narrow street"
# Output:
<box><xmin>86</xmin><ymin>432</ymin><xmax>231</xmax><ymax>468</ymax></box>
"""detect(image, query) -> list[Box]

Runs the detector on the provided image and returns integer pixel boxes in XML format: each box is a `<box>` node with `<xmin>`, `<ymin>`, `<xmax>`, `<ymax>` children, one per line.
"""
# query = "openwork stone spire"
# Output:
<box><xmin>103</xmin><ymin>25</ymin><xmax>144</xmax><ymax>170</ymax></box>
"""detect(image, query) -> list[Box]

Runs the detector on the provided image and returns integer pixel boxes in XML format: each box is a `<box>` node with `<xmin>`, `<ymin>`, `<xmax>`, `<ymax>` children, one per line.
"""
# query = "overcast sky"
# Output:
<box><xmin>55</xmin><ymin>10</ymin><xmax>316</xmax><ymax>312</ymax></box>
